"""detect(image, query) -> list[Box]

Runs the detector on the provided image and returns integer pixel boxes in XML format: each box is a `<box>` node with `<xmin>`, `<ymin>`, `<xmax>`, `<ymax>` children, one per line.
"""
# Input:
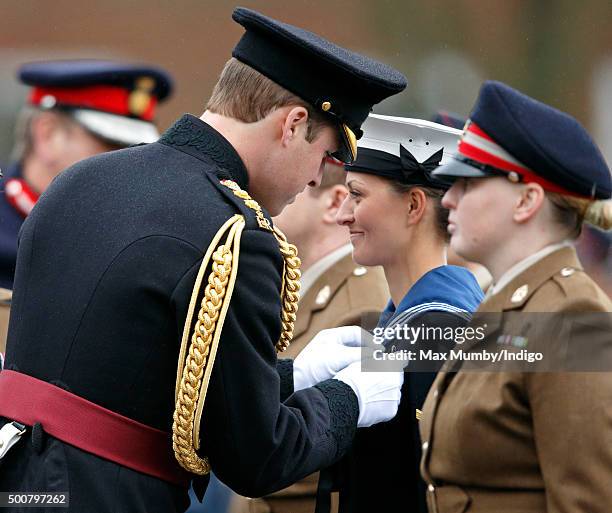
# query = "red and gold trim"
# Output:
<box><xmin>459</xmin><ymin>121</ymin><xmax>586</xmax><ymax>197</ymax></box>
<box><xmin>29</xmin><ymin>83</ymin><xmax>157</xmax><ymax>121</ymax></box>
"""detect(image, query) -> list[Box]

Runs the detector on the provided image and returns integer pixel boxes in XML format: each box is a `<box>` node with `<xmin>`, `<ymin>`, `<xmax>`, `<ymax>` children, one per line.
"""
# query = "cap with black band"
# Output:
<box><xmin>231</xmin><ymin>7</ymin><xmax>407</xmax><ymax>163</ymax></box>
<box><xmin>346</xmin><ymin>113</ymin><xmax>462</xmax><ymax>188</ymax></box>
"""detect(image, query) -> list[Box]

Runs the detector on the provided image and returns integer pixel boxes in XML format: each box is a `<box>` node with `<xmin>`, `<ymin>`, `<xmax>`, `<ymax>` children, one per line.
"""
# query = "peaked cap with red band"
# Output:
<box><xmin>19</xmin><ymin>60</ymin><xmax>173</xmax><ymax>147</ymax></box>
<box><xmin>432</xmin><ymin>81</ymin><xmax>611</xmax><ymax>200</ymax></box>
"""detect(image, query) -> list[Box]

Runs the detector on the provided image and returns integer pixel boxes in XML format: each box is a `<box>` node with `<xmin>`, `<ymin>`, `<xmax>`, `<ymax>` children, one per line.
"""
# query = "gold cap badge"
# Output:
<box><xmin>128</xmin><ymin>76</ymin><xmax>156</xmax><ymax>117</ymax></box>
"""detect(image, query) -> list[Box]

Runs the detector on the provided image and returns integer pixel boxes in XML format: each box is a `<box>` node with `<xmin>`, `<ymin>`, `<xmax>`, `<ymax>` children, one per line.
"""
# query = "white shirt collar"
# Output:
<box><xmin>488</xmin><ymin>240</ymin><xmax>573</xmax><ymax>296</ymax></box>
<box><xmin>299</xmin><ymin>244</ymin><xmax>353</xmax><ymax>298</ymax></box>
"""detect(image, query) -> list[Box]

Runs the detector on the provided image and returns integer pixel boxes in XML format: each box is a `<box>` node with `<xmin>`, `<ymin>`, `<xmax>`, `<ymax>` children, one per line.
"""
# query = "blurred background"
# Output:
<box><xmin>2</xmin><ymin>0</ymin><xmax>611</xmax><ymax>291</ymax></box>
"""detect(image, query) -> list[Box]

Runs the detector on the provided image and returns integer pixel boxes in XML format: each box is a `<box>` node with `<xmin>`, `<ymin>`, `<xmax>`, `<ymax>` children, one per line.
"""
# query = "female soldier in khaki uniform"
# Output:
<box><xmin>420</xmin><ymin>81</ymin><xmax>612</xmax><ymax>513</ymax></box>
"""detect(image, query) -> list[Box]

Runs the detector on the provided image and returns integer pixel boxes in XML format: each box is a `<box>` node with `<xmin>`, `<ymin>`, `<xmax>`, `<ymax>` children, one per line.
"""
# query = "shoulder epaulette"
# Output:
<box><xmin>219</xmin><ymin>179</ymin><xmax>273</xmax><ymax>232</ymax></box>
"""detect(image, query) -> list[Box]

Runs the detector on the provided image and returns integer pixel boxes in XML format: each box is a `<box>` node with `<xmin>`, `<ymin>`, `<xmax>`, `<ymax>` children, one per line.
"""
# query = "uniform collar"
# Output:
<box><xmin>2</xmin><ymin>162</ymin><xmax>40</xmax><ymax>218</ymax></box>
<box><xmin>299</xmin><ymin>244</ymin><xmax>353</xmax><ymax>297</ymax></box>
<box><xmin>292</xmin><ymin>252</ymin><xmax>364</xmax><ymax>340</ymax></box>
<box><xmin>489</xmin><ymin>240</ymin><xmax>573</xmax><ymax>296</ymax></box>
<box><xmin>158</xmin><ymin>114</ymin><xmax>249</xmax><ymax>190</ymax></box>
<box><xmin>379</xmin><ymin>265</ymin><xmax>483</xmax><ymax>327</ymax></box>
<box><xmin>480</xmin><ymin>244</ymin><xmax>582</xmax><ymax>312</ymax></box>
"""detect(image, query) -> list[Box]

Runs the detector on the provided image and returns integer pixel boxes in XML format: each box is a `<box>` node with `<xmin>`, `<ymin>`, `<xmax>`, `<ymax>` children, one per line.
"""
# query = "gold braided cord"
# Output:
<box><xmin>272</xmin><ymin>226</ymin><xmax>301</xmax><ymax>352</ymax></box>
<box><xmin>172</xmin><ymin>215</ymin><xmax>245</xmax><ymax>475</ymax></box>
<box><xmin>172</xmin><ymin>180</ymin><xmax>303</xmax><ymax>475</ymax></box>
<box><xmin>174</xmin><ymin>215</ymin><xmax>243</xmax><ymax>400</ymax></box>
<box><xmin>193</xmin><ymin>220</ymin><xmax>243</xmax><ymax>448</ymax></box>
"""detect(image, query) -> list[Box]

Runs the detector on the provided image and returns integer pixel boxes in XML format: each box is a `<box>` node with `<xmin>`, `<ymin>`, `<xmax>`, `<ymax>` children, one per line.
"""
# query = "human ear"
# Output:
<box><xmin>406</xmin><ymin>187</ymin><xmax>427</xmax><ymax>225</ymax></box>
<box><xmin>322</xmin><ymin>185</ymin><xmax>348</xmax><ymax>224</ymax></box>
<box><xmin>280</xmin><ymin>106</ymin><xmax>309</xmax><ymax>147</ymax></box>
<box><xmin>513</xmin><ymin>183</ymin><xmax>545</xmax><ymax>223</ymax></box>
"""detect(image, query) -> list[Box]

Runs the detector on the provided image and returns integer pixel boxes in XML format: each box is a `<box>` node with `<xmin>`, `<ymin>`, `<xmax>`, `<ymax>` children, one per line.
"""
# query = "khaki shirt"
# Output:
<box><xmin>420</xmin><ymin>246</ymin><xmax>612</xmax><ymax>513</ymax></box>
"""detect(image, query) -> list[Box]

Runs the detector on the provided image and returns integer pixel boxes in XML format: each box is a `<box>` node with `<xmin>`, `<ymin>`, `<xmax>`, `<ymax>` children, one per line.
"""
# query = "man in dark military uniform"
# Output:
<box><xmin>0</xmin><ymin>8</ymin><xmax>407</xmax><ymax>513</ymax></box>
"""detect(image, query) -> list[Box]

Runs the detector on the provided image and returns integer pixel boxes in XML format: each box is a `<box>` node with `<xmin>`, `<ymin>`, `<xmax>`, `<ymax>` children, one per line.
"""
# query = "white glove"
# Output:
<box><xmin>333</xmin><ymin>360</ymin><xmax>404</xmax><ymax>428</ymax></box>
<box><xmin>293</xmin><ymin>326</ymin><xmax>365</xmax><ymax>392</ymax></box>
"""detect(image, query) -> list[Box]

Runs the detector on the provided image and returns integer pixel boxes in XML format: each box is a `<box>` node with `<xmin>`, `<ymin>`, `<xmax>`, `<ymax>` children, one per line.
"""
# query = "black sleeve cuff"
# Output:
<box><xmin>276</xmin><ymin>358</ymin><xmax>294</xmax><ymax>402</ymax></box>
<box><xmin>314</xmin><ymin>379</ymin><xmax>359</xmax><ymax>458</ymax></box>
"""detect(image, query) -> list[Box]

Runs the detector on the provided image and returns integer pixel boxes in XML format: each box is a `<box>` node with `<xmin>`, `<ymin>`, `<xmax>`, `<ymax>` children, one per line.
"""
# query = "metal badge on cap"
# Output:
<box><xmin>18</xmin><ymin>59</ymin><xmax>173</xmax><ymax>147</ymax></box>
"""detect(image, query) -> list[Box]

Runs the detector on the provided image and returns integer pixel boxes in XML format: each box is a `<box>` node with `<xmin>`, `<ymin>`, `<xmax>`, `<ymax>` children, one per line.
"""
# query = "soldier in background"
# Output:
<box><xmin>0</xmin><ymin>59</ymin><xmax>174</xmax><ymax>289</ymax></box>
<box><xmin>0</xmin><ymin>59</ymin><xmax>174</xmax><ymax>352</ymax></box>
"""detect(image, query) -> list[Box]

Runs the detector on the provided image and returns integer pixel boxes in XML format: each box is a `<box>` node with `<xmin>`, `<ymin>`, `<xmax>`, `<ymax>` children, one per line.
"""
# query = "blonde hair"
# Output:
<box><xmin>548</xmin><ymin>192</ymin><xmax>612</xmax><ymax>237</ymax></box>
<box><xmin>206</xmin><ymin>57</ymin><xmax>331</xmax><ymax>143</ymax></box>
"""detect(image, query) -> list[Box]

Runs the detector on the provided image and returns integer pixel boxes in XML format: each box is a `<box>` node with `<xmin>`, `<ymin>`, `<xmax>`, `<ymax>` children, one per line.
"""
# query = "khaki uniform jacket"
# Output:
<box><xmin>419</xmin><ymin>246</ymin><xmax>612</xmax><ymax>513</ymax></box>
<box><xmin>234</xmin><ymin>253</ymin><xmax>389</xmax><ymax>513</ymax></box>
<box><xmin>0</xmin><ymin>288</ymin><xmax>11</xmax><ymax>354</ymax></box>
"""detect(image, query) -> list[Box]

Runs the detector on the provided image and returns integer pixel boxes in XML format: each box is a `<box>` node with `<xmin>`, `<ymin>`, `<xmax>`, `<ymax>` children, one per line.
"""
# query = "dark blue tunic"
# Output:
<box><xmin>0</xmin><ymin>162</ymin><xmax>26</xmax><ymax>289</ymax></box>
<box><xmin>1</xmin><ymin>115</ymin><xmax>358</xmax><ymax>513</ymax></box>
<box><xmin>319</xmin><ymin>265</ymin><xmax>483</xmax><ymax>513</ymax></box>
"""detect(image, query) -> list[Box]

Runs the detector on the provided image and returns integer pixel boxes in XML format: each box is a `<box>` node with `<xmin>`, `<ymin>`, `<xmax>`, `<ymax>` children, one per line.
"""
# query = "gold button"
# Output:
<box><xmin>511</xmin><ymin>284</ymin><xmax>528</xmax><ymax>303</ymax></box>
<box><xmin>321</xmin><ymin>101</ymin><xmax>332</xmax><ymax>111</ymax></box>
<box><xmin>560</xmin><ymin>267</ymin><xmax>575</xmax><ymax>277</ymax></box>
<box><xmin>428</xmin><ymin>484</ymin><xmax>435</xmax><ymax>493</ymax></box>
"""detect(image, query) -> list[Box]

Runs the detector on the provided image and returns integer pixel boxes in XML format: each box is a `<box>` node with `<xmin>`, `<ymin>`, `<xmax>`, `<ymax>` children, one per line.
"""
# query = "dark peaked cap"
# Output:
<box><xmin>231</xmin><ymin>7</ymin><xmax>407</xmax><ymax>163</ymax></box>
<box><xmin>19</xmin><ymin>60</ymin><xmax>173</xmax><ymax>101</ymax></box>
<box><xmin>434</xmin><ymin>81</ymin><xmax>611</xmax><ymax>199</ymax></box>
<box><xmin>18</xmin><ymin>59</ymin><xmax>173</xmax><ymax>146</ymax></box>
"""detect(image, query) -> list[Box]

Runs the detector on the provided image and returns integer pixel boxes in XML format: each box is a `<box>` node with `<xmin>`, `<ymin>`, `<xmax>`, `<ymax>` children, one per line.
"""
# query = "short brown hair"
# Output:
<box><xmin>206</xmin><ymin>58</ymin><xmax>332</xmax><ymax>143</ymax></box>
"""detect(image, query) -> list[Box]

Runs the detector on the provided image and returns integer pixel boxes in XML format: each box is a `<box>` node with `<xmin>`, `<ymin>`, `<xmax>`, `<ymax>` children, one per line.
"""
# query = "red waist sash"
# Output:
<box><xmin>0</xmin><ymin>370</ymin><xmax>191</xmax><ymax>487</ymax></box>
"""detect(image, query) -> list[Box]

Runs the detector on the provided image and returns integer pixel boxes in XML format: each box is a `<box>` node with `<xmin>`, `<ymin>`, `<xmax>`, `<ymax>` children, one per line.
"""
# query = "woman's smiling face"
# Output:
<box><xmin>336</xmin><ymin>171</ymin><xmax>411</xmax><ymax>267</ymax></box>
